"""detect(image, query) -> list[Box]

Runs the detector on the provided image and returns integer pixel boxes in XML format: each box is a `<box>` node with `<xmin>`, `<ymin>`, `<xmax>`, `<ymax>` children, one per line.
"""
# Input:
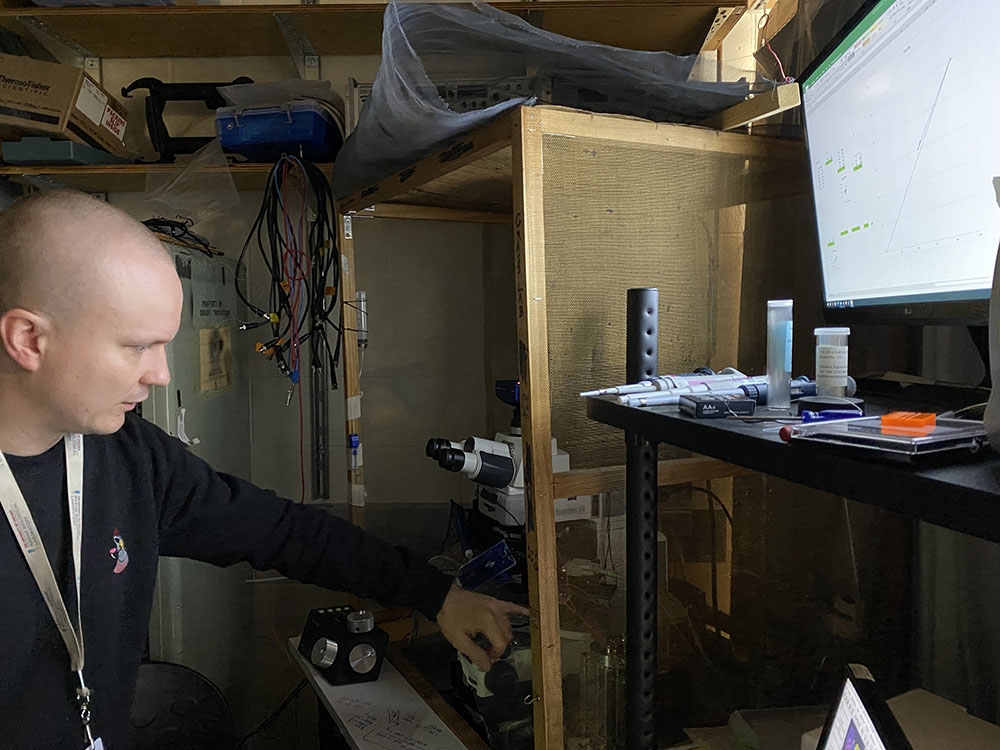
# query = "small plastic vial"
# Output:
<box><xmin>814</xmin><ymin>327</ymin><xmax>851</xmax><ymax>397</ymax></box>
<box><xmin>766</xmin><ymin>300</ymin><xmax>794</xmax><ymax>410</ymax></box>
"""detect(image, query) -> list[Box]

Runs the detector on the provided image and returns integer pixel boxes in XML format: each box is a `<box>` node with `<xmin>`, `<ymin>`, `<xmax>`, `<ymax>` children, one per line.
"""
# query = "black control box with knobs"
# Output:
<box><xmin>297</xmin><ymin>606</ymin><xmax>389</xmax><ymax>685</ymax></box>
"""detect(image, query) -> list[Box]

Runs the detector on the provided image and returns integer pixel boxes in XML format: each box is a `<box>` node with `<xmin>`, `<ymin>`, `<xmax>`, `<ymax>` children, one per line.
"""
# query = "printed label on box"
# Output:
<box><xmin>75</xmin><ymin>76</ymin><xmax>107</xmax><ymax>126</ymax></box>
<box><xmin>101</xmin><ymin>104</ymin><xmax>126</xmax><ymax>140</ymax></box>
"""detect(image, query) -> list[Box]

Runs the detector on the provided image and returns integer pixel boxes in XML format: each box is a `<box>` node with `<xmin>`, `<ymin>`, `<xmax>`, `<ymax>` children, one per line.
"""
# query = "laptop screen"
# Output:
<box><xmin>820</xmin><ymin>677</ymin><xmax>889</xmax><ymax>750</ymax></box>
<box><xmin>815</xmin><ymin>665</ymin><xmax>912</xmax><ymax>750</ymax></box>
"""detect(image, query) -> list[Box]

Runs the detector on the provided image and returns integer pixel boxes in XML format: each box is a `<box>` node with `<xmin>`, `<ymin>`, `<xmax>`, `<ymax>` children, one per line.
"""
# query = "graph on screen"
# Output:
<box><xmin>802</xmin><ymin>0</ymin><xmax>1000</xmax><ymax>308</ymax></box>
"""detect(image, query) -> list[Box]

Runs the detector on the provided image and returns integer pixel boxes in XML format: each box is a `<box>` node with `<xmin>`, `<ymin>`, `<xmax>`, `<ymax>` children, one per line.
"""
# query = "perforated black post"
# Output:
<box><xmin>625</xmin><ymin>288</ymin><xmax>659</xmax><ymax>750</ymax></box>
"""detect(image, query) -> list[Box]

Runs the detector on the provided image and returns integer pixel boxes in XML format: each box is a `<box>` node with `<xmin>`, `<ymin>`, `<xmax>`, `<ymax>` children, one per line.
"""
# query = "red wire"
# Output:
<box><xmin>293</xmin><ymin>162</ymin><xmax>307</xmax><ymax>503</ymax></box>
<box><xmin>280</xmin><ymin>159</ymin><xmax>306</xmax><ymax>503</ymax></box>
<box><xmin>274</xmin><ymin>157</ymin><xmax>307</xmax><ymax>503</ymax></box>
<box><xmin>298</xmin><ymin>372</ymin><xmax>305</xmax><ymax>504</ymax></box>
<box><xmin>279</xmin><ymin>160</ymin><xmax>295</xmax><ymax>373</ymax></box>
<box><xmin>760</xmin><ymin>11</ymin><xmax>794</xmax><ymax>83</ymax></box>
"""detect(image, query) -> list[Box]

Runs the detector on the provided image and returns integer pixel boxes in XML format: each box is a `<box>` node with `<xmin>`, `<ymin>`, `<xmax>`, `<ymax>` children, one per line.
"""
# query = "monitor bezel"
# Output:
<box><xmin>798</xmin><ymin>0</ymin><xmax>994</xmax><ymax>327</ymax></box>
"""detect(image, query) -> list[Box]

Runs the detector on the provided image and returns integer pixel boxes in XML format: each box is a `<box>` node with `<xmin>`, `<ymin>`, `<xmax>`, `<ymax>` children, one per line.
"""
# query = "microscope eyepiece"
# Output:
<box><xmin>437</xmin><ymin>448</ymin><xmax>468</xmax><ymax>473</ymax></box>
<box><xmin>426</xmin><ymin>438</ymin><xmax>453</xmax><ymax>459</ymax></box>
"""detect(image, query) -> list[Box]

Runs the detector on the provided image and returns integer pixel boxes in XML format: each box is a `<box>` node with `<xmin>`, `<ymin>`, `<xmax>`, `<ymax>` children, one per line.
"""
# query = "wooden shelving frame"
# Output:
<box><xmin>335</xmin><ymin>102</ymin><xmax>806</xmax><ymax>749</ymax></box>
<box><xmin>0</xmin><ymin>1</ymin><xmax>738</xmax><ymax>58</ymax></box>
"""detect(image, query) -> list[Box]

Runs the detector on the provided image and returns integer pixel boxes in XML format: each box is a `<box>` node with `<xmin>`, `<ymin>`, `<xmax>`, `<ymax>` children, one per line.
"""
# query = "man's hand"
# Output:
<box><xmin>436</xmin><ymin>585</ymin><xmax>530</xmax><ymax>672</ymax></box>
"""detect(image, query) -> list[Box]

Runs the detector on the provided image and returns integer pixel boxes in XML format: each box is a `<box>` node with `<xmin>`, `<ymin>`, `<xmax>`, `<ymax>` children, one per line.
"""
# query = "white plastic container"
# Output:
<box><xmin>766</xmin><ymin>299</ymin><xmax>794</xmax><ymax>410</ymax></box>
<box><xmin>814</xmin><ymin>327</ymin><xmax>851</xmax><ymax>397</ymax></box>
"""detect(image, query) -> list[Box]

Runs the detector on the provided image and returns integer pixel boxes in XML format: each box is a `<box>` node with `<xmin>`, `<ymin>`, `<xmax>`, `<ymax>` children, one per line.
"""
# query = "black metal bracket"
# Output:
<box><xmin>121</xmin><ymin>76</ymin><xmax>253</xmax><ymax>163</ymax></box>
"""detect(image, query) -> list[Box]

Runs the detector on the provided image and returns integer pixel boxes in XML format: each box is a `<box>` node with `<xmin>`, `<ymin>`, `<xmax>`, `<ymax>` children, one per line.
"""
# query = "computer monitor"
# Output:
<box><xmin>800</xmin><ymin>0</ymin><xmax>1000</xmax><ymax>324</ymax></box>
<box><xmin>815</xmin><ymin>665</ymin><xmax>912</xmax><ymax>750</ymax></box>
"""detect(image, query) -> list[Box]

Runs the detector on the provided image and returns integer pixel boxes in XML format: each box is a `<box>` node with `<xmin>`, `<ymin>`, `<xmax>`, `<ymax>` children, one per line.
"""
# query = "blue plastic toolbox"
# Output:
<box><xmin>216</xmin><ymin>101</ymin><xmax>342</xmax><ymax>162</ymax></box>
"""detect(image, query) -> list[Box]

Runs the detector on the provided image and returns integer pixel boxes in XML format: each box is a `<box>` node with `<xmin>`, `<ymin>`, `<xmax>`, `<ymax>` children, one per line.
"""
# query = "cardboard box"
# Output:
<box><xmin>0</xmin><ymin>53</ymin><xmax>128</xmax><ymax>156</ymax></box>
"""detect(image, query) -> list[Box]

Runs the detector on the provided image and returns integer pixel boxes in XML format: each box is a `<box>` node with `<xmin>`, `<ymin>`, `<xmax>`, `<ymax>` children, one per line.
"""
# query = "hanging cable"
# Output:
<box><xmin>235</xmin><ymin>155</ymin><xmax>342</xmax><ymax>390</ymax></box>
<box><xmin>760</xmin><ymin>11</ymin><xmax>795</xmax><ymax>84</ymax></box>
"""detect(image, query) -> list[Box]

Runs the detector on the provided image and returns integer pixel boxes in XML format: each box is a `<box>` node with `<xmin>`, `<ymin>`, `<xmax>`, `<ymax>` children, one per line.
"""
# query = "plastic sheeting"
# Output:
<box><xmin>332</xmin><ymin>0</ymin><xmax>763</xmax><ymax>199</ymax></box>
<box><xmin>143</xmin><ymin>138</ymin><xmax>240</xmax><ymax>227</ymax></box>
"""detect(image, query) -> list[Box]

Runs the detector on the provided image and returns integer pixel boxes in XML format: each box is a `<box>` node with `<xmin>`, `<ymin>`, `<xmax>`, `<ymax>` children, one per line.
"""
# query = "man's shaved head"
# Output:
<box><xmin>0</xmin><ymin>190</ymin><xmax>171</xmax><ymax>321</ymax></box>
<box><xmin>0</xmin><ymin>190</ymin><xmax>183</xmax><ymax>451</ymax></box>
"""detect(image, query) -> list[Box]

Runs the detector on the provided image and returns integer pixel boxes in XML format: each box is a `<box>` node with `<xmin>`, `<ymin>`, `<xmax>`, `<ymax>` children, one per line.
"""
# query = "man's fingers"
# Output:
<box><xmin>436</xmin><ymin>587</ymin><xmax>533</xmax><ymax>672</ymax></box>
<box><xmin>456</xmin><ymin>634</ymin><xmax>493</xmax><ymax>672</ymax></box>
<box><xmin>482</xmin><ymin>599</ymin><xmax>531</xmax><ymax>656</ymax></box>
<box><xmin>499</xmin><ymin>601</ymin><xmax>531</xmax><ymax>618</ymax></box>
<box><xmin>448</xmin><ymin>620</ymin><xmax>497</xmax><ymax>672</ymax></box>
<box><xmin>493</xmin><ymin>606</ymin><xmax>514</xmax><ymax>644</ymax></box>
<box><xmin>491</xmin><ymin>599</ymin><xmax>530</xmax><ymax>638</ymax></box>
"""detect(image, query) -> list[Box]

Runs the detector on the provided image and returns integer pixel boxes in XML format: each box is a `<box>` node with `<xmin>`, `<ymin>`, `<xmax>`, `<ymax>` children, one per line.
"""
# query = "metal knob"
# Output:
<box><xmin>348</xmin><ymin>643</ymin><xmax>378</xmax><ymax>674</ymax></box>
<box><xmin>310</xmin><ymin>638</ymin><xmax>338</xmax><ymax>669</ymax></box>
<box><xmin>346</xmin><ymin>609</ymin><xmax>375</xmax><ymax>634</ymax></box>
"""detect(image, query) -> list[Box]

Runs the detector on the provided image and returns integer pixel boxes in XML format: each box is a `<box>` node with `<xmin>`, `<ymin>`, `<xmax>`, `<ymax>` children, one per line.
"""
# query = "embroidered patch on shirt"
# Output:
<box><xmin>109</xmin><ymin>529</ymin><xmax>129</xmax><ymax>574</ymax></box>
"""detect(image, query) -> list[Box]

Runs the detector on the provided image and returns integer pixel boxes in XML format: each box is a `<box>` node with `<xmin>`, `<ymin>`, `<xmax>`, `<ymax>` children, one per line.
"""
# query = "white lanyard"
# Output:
<box><xmin>0</xmin><ymin>434</ymin><xmax>95</xmax><ymax>745</ymax></box>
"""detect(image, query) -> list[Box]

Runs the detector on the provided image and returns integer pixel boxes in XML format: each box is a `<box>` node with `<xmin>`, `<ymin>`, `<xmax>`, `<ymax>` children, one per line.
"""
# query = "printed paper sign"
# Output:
<box><xmin>75</xmin><ymin>77</ymin><xmax>107</xmax><ymax>126</ymax></box>
<box><xmin>192</xmin><ymin>279</ymin><xmax>233</xmax><ymax>328</ymax></box>
<box><xmin>199</xmin><ymin>326</ymin><xmax>232</xmax><ymax>393</ymax></box>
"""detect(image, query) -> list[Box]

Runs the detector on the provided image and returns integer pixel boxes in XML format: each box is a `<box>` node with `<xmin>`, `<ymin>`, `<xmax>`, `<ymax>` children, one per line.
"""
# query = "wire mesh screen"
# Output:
<box><xmin>540</xmin><ymin>131</ymin><xmax>757</xmax><ymax>469</ymax></box>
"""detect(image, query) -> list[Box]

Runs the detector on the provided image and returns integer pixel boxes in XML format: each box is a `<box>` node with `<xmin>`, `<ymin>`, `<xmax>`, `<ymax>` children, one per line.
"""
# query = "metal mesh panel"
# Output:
<box><xmin>540</xmin><ymin>132</ymin><xmax>753</xmax><ymax>469</ymax></box>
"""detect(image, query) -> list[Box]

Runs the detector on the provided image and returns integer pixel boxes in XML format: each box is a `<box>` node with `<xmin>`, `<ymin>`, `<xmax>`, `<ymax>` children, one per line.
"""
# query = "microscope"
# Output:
<box><xmin>426</xmin><ymin>381</ymin><xmax>574</xmax><ymax>748</ymax></box>
<box><xmin>426</xmin><ymin>380</ymin><xmax>570</xmax><ymax>588</ymax></box>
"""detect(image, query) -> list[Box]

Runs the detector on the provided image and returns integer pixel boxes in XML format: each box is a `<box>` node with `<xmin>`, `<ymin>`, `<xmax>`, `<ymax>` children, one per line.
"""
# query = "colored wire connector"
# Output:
<box><xmin>234</xmin><ymin>155</ymin><xmax>342</xmax><ymax>391</ymax></box>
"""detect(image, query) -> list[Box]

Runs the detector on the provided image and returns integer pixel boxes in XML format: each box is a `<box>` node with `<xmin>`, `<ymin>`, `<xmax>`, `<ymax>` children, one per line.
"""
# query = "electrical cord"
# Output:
<box><xmin>437</xmin><ymin>501</ymin><xmax>458</xmax><ymax>554</ymax></box>
<box><xmin>707</xmin><ymin>487</ymin><xmax>720</xmax><ymax>640</ymax></box>
<box><xmin>662</xmin><ymin>483</ymin><xmax>734</xmax><ymax>639</ymax></box>
<box><xmin>143</xmin><ymin>216</ymin><xmax>217</xmax><ymax>256</ymax></box>
<box><xmin>234</xmin><ymin>155</ymin><xmax>342</xmax><ymax>389</ymax></box>
<box><xmin>663</xmin><ymin>484</ymin><xmax>734</xmax><ymax>528</ymax></box>
<box><xmin>942</xmin><ymin>402</ymin><xmax>988</xmax><ymax>419</ymax></box>
<box><xmin>498</xmin><ymin>502</ymin><xmax>521</xmax><ymax>526</ymax></box>
<box><xmin>234</xmin><ymin>678</ymin><xmax>309</xmax><ymax>749</ymax></box>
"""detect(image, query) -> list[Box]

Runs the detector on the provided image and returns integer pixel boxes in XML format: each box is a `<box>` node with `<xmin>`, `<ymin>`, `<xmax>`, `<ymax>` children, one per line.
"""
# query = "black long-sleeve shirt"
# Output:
<box><xmin>0</xmin><ymin>413</ymin><xmax>453</xmax><ymax>749</ymax></box>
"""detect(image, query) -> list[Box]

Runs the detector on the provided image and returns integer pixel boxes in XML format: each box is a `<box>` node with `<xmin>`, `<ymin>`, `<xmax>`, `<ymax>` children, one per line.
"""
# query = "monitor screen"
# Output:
<box><xmin>800</xmin><ymin>0</ymin><xmax>1000</xmax><ymax>324</ymax></box>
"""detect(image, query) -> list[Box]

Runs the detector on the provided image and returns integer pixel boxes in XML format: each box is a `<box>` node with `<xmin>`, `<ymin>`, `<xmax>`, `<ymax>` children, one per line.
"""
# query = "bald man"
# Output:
<box><xmin>0</xmin><ymin>190</ymin><xmax>526</xmax><ymax>750</ymax></box>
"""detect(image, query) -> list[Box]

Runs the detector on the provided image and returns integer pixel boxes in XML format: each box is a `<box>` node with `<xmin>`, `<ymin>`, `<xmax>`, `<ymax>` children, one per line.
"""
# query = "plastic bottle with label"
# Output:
<box><xmin>814</xmin><ymin>327</ymin><xmax>851</xmax><ymax>397</ymax></box>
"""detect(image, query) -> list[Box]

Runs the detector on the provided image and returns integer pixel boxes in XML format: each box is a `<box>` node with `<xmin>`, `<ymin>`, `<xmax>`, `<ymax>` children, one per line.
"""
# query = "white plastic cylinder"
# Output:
<box><xmin>814</xmin><ymin>326</ymin><xmax>851</xmax><ymax>397</ymax></box>
<box><xmin>766</xmin><ymin>299</ymin><xmax>794</xmax><ymax>410</ymax></box>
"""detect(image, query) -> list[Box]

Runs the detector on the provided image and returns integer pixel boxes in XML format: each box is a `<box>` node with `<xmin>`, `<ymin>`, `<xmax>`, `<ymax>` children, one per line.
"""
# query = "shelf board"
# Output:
<box><xmin>338</xmin><ymin>105</ymin><xmax>807</xmax><ymax>216</ymax></box>
<box><xmin>0</xmin><ymin>161</ymin><xmax>333</xmax><ymax>192</ymax></box>
<box><xmin>0</xmin><ymin>1</ymin><xmax>729</xmax><ymax>58</ymax></box>
<box><xmin>587</xmin><ymin>395</ymin><xmax>1000</xmax><ymax>546</ymax></box>
<box><xmin>0</xmin><ymin>103</ymin><xmax>806</xmax><ymax>203</ymax></box>
<box><xmin>551</xmin><ymin>456</ymin><xmax>753</xmax><ymax>498</ymax></box>
<box><xmin>339</xmin><ymin>108</ymin><xmax>515</xmax><ymax>214</ymax></box>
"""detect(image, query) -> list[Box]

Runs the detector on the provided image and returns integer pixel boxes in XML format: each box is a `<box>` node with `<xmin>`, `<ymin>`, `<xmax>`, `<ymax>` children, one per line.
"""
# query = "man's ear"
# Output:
<box><xmin>0</xmin><ymin>308</ymin><xmax>49</xmax><ymax>372</ymax></box>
